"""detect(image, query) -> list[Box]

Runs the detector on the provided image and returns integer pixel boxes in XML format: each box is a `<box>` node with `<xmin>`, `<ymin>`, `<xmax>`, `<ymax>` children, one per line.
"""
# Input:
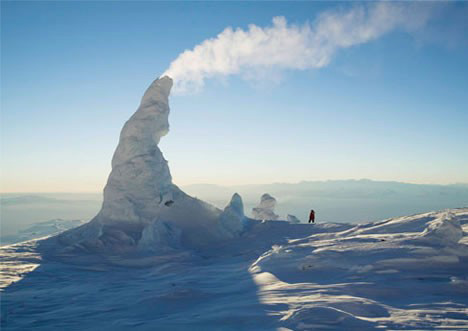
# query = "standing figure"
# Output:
<box><xmin>308</xmin><ymin>209</ymin><xmax>315</xmax><ymax>224</ymax></box>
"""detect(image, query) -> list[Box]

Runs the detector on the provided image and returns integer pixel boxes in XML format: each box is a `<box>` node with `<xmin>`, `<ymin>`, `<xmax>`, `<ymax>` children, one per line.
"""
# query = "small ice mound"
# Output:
<box><xmin>252</xmin><ymin>193</ymin><xmax>279</xmax><ymax>220</ymax></box>
<box><xmin>420</xmin><ymin>212</ymin><xmax>463</xmax><ymax>245</ymax></box>
<box><xmin>286</xmin><ymin>306</ymin><xmax>376</xmax><ymax>329</ymax></box>
<box><xmin>287</xmin><ymin>214</ymin><xmax>301</xmax><ymax>224</ymax></box>
<box><xmin>219</xmin><ymin>193</ymin><xmax>247</xmax><ymax>237</ymax></box>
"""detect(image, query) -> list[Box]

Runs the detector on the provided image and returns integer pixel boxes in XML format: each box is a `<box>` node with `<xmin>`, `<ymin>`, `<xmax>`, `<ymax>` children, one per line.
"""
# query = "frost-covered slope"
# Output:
<box><xmin>2</xmin><ymin>209</ymin><xmax>467</xmax><ymax>330</ymax></box>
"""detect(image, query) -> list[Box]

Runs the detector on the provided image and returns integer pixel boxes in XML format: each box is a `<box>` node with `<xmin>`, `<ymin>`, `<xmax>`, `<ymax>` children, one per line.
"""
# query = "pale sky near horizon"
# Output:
<box><xmin>1</xmin><ymin>1</ymin><xmax>468</xmax><ymax>193</ymax></box>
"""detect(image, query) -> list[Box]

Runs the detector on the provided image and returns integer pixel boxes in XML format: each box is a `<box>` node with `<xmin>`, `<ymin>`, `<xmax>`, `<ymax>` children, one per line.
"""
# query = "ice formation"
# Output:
<box><xmin>287</xmin><ymin>214</ymin><xmax>301</xmax><ymax>224</ymax></box>
<box><xmin>219</xmin><ymin>193</ymin><xmax>247</xmax><ymax>237</ymax></box>
<box><xmin>55</xmin><ymin>76</ymin><xmax>244</xmax><ymax>254</ymax></box>
<box><xmin>252</xmin><ymin>193</ymin><xmax>279</xmax><ymax>221</ymax></box>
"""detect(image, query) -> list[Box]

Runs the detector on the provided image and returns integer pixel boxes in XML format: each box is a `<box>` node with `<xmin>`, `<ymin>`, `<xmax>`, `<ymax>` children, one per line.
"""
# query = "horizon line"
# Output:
<box><xmin>2</xmin><ymin>178</ymin><xmax>468</xmax><ymax>195</ymax></box>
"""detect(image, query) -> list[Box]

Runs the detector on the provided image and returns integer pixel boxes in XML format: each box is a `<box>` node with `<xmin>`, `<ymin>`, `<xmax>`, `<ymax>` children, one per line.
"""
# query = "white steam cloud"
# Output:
<box><xmin>163</xmin><ymin>2</ymin><xmax>435</xmax><ymax>93</ymax></box>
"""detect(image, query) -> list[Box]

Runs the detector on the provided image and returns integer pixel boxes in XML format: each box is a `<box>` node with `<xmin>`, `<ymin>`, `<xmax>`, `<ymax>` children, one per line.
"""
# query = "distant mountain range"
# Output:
<box><xmin>0</xmin><ymin>194</ymin><xmax>101</xmax><ymax>237</ymax></box>
<box><xmin>182</xmin><ymin>180</ymin><xmax>468</xmax><ymax>223</ymax></box>
<box><xmin>1</xmin><ymin>180</ymin><xmax>467</xmax><ymax>234</ymax></box>
<box><xmin>0</xmin><ymin>195</ymin><xmax>75</xmax><ymax>206</ymax></box>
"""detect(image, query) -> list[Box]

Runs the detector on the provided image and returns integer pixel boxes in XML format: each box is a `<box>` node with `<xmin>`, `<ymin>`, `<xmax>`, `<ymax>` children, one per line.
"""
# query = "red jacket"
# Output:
<box><xmin>309</xmin><ymin>210</ymin><xmax>315</xmax><ymax>221</ymax></box>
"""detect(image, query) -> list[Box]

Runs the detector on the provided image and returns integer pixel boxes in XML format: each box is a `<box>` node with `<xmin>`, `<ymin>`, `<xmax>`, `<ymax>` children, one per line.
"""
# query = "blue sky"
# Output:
<box><xmin>1</xmin><ymin>1</ymin><xmax>468</xmax><ymax>192</ymax></box>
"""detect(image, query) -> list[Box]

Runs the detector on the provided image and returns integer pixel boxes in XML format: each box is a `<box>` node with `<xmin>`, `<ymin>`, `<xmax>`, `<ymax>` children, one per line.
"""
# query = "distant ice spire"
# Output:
<box><xmin>252</xmin><ymin>193</ymin><xmax>279</xmax><ymax>221</ymax></box>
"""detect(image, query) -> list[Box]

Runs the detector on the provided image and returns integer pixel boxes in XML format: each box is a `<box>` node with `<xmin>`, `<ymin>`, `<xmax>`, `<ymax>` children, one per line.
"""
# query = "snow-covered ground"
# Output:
<box><xmin>1</xmin><ymin>219</ymin><xmax>85</xmax><ymax>246</ymax></box>
<box><xmin>1</xmin><ymin>208</ymin><xmax>467</xmax><ymax>330</ymax></box>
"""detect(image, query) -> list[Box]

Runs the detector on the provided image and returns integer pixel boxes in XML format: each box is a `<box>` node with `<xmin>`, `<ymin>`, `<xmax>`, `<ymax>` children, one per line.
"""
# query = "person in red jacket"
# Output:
<box><xmin>308</xmin><ymin>209</ymin><xmax>315</xmax><ymax>224</ymax></box>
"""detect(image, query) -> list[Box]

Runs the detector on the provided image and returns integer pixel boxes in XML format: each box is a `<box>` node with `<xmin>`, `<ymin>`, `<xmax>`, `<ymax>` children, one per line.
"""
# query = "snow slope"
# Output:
<box><xmin>0</xmin><ymin>219</ymin><xmax>85</xmax><ymax>246</ymax></box>
<box><xmin>1</xmin><ymin>209</ymin><xmax>467</xmax><ymax>330</ymax></box>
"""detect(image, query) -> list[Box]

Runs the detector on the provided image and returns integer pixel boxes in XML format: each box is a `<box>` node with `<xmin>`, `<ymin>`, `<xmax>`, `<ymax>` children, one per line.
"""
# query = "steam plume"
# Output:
<box><xmin>164</xmin><ymin>2</ymin><xmax>435</xmax><ymax>93</ymax></box>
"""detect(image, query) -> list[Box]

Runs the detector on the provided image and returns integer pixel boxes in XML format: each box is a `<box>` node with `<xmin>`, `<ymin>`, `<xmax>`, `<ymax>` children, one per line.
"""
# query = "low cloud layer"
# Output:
<box><xmin>163</xmin><ymin>2</ymin><xmax>435</xmax><ymax>93</ymax></box>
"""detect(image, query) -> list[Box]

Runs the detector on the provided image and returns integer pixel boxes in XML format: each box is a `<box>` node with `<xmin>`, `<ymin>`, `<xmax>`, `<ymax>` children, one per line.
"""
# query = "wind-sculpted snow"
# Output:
<box><xmin>2</xmin><ymin>209</ymin><xmax>467</xmax><ymax>330</ymax></box>
<box><xmin>249</xmin><ymin>209</ymin><xmax>468</xmax><ymax>329</ymax></box>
